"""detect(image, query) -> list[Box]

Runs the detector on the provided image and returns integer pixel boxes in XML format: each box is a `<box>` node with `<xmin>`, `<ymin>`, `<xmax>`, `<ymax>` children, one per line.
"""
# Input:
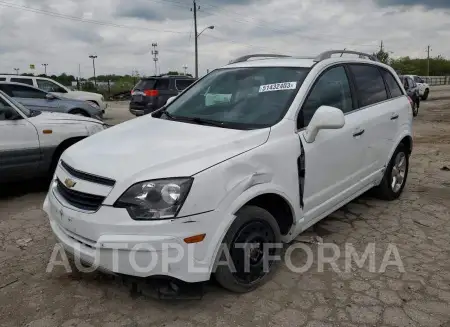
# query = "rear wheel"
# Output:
<box><xmin>412</xmin><ymin>101</ymin><xmax>419</xmax><ymax>117</ymax></box>
<box><xmin>214</xmin><ymin>206</ymin><xmax>281</xmax><ymax>293</ymax></box>
<box><xmin>421</xmin><ymin>89</ymin><xmax>429</xmax><ymax>100</ymax></box>
<box><xmin>70</xmin><ymin>109</ymin><xmax>90</xmax><ymax>117</ymax></box>
<box><xmin>373</xmin><ymin>143</ymin><xmax>409</xmax><ymax>200</ymax></box>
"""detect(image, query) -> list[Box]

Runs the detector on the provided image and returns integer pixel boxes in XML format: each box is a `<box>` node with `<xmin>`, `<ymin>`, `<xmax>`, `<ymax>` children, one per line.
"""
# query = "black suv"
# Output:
<box><xmin>129</xmin><ymin>75</ymin><xmax>196</xmax><ymax>116</ymax></box>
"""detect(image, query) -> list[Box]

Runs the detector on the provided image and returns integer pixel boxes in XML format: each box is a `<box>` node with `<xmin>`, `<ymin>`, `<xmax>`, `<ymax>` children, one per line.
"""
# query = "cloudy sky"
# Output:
<box><xmin>0</xmin><ymin>0</ymin><xmax>449</xmax><ymax>78</ymax></box>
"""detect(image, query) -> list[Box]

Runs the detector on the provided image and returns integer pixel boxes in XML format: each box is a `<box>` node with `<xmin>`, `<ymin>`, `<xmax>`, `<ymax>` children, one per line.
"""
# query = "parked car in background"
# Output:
<box><xmin>0</xmin><ymin>82</ymin><xmax>104</xmax><ymax>120</ymax></box>
<box><xmin>129</xmin><ymin>75</ymin><xmax>196</xmax><ymax>116</ymax></box>
<box><xmin>404</xmin><ymin>75</ymin><xmax>430</xmax><ymax>100</ymax></box>
<box><xmin>44</xmin><ymin>50</ymin><xmax>413</xmax><ymax>293</ymax></box>
<box><xmin>0</xmin><ymin>90</ymin><xmax>107</xmax><ymax>183</ymax></box>
<box><xmin>399</xmin><ymin>75</ymin><xmax>420</xmax><ymax>116</ymax></box>
<box><xmin>0</xmin><ymin>74</ymin><xmax>107</xmax><ymax>113</ymax></box>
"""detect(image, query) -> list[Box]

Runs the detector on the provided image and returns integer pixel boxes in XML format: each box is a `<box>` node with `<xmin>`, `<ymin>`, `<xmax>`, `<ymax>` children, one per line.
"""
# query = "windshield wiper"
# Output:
<box><xmin>189</xmin><ymin>117</ymin><xmax>226</xmax><ymax>128</ymax></box>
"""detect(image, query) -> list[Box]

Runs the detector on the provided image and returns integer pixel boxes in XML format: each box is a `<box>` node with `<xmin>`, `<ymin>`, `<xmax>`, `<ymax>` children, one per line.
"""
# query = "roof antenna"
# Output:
<box><xmin>340</xmin><ymin>48</ymin><xmax>346</xmax><ymax>57</ymax></box>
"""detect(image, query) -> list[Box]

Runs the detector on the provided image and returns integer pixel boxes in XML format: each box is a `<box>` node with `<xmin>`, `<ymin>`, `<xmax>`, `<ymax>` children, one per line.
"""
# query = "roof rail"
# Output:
<box><xmin>315</xmin><ymin>50</ymin><xmax>379</xmax><ymax>62</ymax></box>
<box><xmin>228</xmin><ymin>54</ymin><xmax>291</xmax><ymax>64</ymax></box>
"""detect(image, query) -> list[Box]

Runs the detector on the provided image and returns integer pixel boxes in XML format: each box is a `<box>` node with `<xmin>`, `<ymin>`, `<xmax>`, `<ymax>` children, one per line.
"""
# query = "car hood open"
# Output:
<box><xmin>62</xmin><ymin>116</ymin><xmax>270</xmax><ymax>188</ymax></box>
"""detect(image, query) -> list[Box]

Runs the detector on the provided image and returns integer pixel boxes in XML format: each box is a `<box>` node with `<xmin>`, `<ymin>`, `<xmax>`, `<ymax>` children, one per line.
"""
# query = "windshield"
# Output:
<box><xmin>165</xmin><ymin>67</ymin><xmax>310</xmax><ymax>129</ymax></box>
<box><xmin>0</xmin><ymin>91</ymin><xmax>31</xmax><ymax>116</ymax></box>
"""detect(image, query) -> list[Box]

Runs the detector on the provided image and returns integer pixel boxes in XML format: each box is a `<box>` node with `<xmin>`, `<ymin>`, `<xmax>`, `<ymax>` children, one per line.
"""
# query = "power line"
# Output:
<box><xmin>0</xmin><ymin>1</ymin><xmax>190</xmax><ymax>35</ymax></box>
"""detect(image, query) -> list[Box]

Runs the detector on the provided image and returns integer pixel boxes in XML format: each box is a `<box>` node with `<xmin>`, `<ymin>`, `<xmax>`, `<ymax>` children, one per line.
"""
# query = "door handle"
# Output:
<box><xmin>390</xmin><ymin>114</ymin><xmax>399</xmax><ymax>120</ymax></box>
<box><xmin>353</xmin><ymin>129</ymin><xmax>365</xmax><ymax>137</ymax></box>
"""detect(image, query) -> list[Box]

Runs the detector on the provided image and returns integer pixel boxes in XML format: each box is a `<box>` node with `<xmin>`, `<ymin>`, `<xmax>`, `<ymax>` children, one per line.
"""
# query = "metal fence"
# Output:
<box><xmin>420</xmin><ymin>76</ymin><xmax>450</xmax><ymax>86</ymax></box>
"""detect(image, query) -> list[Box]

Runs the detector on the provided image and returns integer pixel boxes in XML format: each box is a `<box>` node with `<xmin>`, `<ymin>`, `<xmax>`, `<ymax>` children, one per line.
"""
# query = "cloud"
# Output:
<box><xmin>0</xmin><ymin>0</ymin><xmax>449</xmax><ymax>77</ymax></box>
<box><xmin>374</xmin><ymin>0</ymin><xmax>450</xmax><ymax>9</ymax></box>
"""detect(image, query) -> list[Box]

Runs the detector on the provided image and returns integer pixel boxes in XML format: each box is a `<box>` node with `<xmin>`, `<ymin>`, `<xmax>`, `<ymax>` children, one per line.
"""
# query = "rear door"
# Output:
<box><xmin>0</xmin><ymin>94</ymin><xmax>40</xmax><ymax>182</ymax></box>
<box><xmin>347</xmin><ymin>64</ymin><xmax>397</xmax><ymax>182</ymax></box>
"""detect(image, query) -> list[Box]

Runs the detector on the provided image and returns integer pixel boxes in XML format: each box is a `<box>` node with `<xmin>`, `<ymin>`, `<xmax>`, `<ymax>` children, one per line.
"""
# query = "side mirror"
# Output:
<box><xmin>46</xmin><ymin>93</ymin><xmax>57</xmax><ymax>100</ymax></box>
<box><xmin>166</xmin><ymin>96</ymin><xmax>176</xmax><ymax>106</ymax></box>
<box><xmin>304</xmin><ymin>106</ymin><xmax>345</xmax><ymax>143</ymax></box>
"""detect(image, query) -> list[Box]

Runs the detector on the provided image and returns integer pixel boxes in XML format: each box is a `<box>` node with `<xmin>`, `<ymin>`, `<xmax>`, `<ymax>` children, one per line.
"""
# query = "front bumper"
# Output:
<box><xmin>43</xmin><ymin>188</ymin><xmax>220</xmax><ymax>283</ymax></box>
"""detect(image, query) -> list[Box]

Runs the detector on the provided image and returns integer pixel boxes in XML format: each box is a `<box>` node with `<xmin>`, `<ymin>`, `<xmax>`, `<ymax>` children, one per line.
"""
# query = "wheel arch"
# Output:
<box><xmin>69</xmin><ymin>108</ymin><xmax>90</xmax><ymax>116</ymax></box>
<box><xmin>49</xmin><ymin>136</ymin><xmax>86</xmax><ymax>173</ymax></box>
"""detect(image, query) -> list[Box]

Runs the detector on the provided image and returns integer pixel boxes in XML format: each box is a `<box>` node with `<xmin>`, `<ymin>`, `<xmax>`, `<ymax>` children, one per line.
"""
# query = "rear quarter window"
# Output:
<box><xmin>175</xmin><ymin>79</ymin><xmax>195</xmax><ymax>91</ymax></box>
<box><xmin>0</xmin><ymin>78</ymin><xmax>6</xmax><ymax>81</ymax></box>
<box><xmin>381</xmin><ymin>69</ymin><xmax>403</xmax><ymax>98</ymax></box>
<box><xmin>349</xmin><ymin>64</ymin><xmax>388</xmax><ymax>107</ymax></box>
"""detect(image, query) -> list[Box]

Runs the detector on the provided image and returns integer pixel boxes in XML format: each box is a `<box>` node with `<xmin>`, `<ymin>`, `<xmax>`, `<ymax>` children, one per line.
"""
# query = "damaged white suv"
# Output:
<box><xmin>44</xmin><ymin>50</ymin><xmax>413</xmax><ymax>293</ymax></box>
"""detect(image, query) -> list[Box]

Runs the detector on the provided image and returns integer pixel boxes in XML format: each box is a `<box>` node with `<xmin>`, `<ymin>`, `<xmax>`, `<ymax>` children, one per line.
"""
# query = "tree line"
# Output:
<box><xmin>373</xmin><ymin>49</ymin><xmax>450</xmax><ymax>76</ymax></box>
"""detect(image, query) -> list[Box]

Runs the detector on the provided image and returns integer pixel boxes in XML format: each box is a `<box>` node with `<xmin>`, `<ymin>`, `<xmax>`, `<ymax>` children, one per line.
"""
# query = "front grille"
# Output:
<box><xmin>61</xmin><ymin>161</ymin><xmax>115</xmax><ymax>187</ymax></box>
<box><xmin>56</xmin><ymin>179</ymin><xmax>105</xmax><ymax>211</ymax></box>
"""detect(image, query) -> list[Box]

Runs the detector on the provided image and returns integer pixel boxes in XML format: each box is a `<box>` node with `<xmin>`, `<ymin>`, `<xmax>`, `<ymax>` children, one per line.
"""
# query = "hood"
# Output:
<box><xmin>62</xmin><ymin>116</ymin><xmax>270</xmax><ymax>187</ymax></box>
<box><xmin>30</xmin><ymin>111</ymin><xmax>101</xmax><ymax>124</ymax></box>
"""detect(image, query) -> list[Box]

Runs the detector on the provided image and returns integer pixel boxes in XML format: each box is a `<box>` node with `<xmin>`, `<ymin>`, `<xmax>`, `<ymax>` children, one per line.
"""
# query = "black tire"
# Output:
<box><xmin>421</xmin><ymin>89</ymin><xmax>429</xmax><ymax>101</ymax></box>
<box><xmin>373</xmin><ymin>143</ymin><xmax>409</xmax><ymax>201</ymax></box>
<box><xmin>70</xmin><ymin>109</ymin><xmax>90</xmax><ymax>117</ymax></box>
<box><xmin>214</xmin><ymin>206</ymin><xmax>282</xmax><ymax>293</ymax></box>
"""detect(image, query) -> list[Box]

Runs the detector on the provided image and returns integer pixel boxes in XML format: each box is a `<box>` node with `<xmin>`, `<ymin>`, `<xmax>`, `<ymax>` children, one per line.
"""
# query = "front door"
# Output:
<box><xmin>1</xmin><ymin>84</ymin><xmax>62</xmax><ymax>113</ymax></box>
<box><xmin>296</xmin><ymin>65</ymin><xmax>367</xmax><ymax>222</ymax></box>
<box><xmin>0</xmin><ymin>95</ymin><xmax>40</xmax><ymax>182</ymax></box>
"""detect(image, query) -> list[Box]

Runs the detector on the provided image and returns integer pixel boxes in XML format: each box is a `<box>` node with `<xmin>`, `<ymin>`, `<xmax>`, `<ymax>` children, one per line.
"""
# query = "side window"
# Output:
<box><xmin>407</xmin><ymin>78</ymin><xmax>415</xmax><ymax>89</ymax></box>
<box><xmin>37</xmin><ymin>79</ymin><xmax>67</xmax><ymax>93</ymax></box>
<box><xmin>349</xmin><ymin>64</ymin><xmax>388</xmax><ymax>107</ymax></box>
<box><xmin>299</xmin><ymin>66</ymin><xmax>353</xmax><ymax>128</ymax></box>
<box><xmin>381</xmin><ymin>70</ymin><xmax>403</xmax><ymax>98</ymax></box>
<box><xmin>155</xmin><ymin>79</ymin><xmax>170</xmax><ymax>90</ymax></box>
<box><xmin>0</xmin><ymin>96</ymin><xmax>14</xmax><ymax>121</ymax></box>
<box><xmin>8</xmin><ymin>84</ymin><xmax>47</xmax><ymax>99</ymax></box>
<box><xmin>10</xmin><ymin>78</ymin><xmax>34</xmax><ymax>86</ymax></box>
<box><xmin>175</xmin><ymin>79</ymin><xmax>194</xmax><ymax>91</ymax></box>
<box><xmin>0</xmin><ymin>78</ymin><xmax>6</xmax><ymax>81</ymax></box>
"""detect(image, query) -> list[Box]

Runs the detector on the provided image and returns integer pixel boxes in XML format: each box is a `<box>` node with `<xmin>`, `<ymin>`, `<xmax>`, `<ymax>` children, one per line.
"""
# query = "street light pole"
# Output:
<box><xmin>89</xmin><ymin>55</ymin><xmax>98</xmax><ymax>87</ymax></box>
<box><xmin>13</xmin><ymin>68</ymin><xmax>19</xmax><ymax>75</ymax></box>
<box><xmin>194</xmin><ymin>25</ymin><xmax>214</xmax><ymax>79</ymax></box>
<box><xmin>42</xmin><ymin>64</ymin><xmax>48</xmax><ymax>75</ymax></box>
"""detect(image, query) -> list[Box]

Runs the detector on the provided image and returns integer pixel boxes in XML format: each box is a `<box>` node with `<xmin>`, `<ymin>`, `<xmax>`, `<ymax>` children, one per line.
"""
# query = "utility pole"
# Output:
<box><xmin>183</xmin><ymin>65</ymin><xmax>188</xmax><ymax>75</ymax></box>
<box><xmin>380</xmin><ymin>40</ymin><xmax>384</xmax><ymax>52</ymax></box>
<box><xmin>426</xmin><ymin>45</ymin><xmax>432</xmax><ymax>76</ymax></box>
<box><xmin>151</xmin><ymin>43</ymin><xmax>159</xmax><ymax>76</ymax></box>
<box><xmin>13</xmin><ymin>68</ymin><xmax>19</xmax><ymax>75</ymax></box>
<box><xmin>89</xmin><ymin>55</ymin><xmax>98</xmax><ymax>87</ymax></box>
<box><xmin>42</xmin><ymin>64</ymin><xmax>48</xmax><ymax>75</ymax></box>
<box><xmin>192</xmin><ymin>0</ymin><xmax>199</xmax><ymax>79</ymax></box>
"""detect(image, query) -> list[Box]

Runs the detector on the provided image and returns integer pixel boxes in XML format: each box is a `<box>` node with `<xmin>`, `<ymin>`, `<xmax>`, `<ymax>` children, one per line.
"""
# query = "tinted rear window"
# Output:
<box><xmin>134</xmin><ymin>78</ymin><xmax>170</xmax><ymax>90</ymax></box>
<box><xmin>349</xmin><ymin>65</ymin><xmax>388</xmax><ymax>107</ymax></box>
<box><xmin>134</xmin><ymin>79</ymin><xmax>156</xmax><ymax>90</ymax></box>
<box><xmin>381</xmin><ymin>70</ymin><xmax>403</xmax><ymax>98</ymax></box>
<box><xmin>10</xmin><ymin>78</ymin><xmax>34</xmax><ymax>86</ymax></box>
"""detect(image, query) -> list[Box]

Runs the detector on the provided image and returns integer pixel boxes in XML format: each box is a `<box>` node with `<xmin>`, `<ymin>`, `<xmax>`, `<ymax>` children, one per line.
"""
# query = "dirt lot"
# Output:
<box><xmin>1</xmin><ymin>87</ymin><xmax>450</xmax><ymax>327</ymax></box>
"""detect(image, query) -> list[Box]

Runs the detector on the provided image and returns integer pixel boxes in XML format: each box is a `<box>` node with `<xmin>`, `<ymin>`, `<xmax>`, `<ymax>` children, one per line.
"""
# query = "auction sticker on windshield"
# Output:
<box><xmin>259</xmin><ymin>82</ymin><xmax>297</xmax><ymax>93</ymax></box>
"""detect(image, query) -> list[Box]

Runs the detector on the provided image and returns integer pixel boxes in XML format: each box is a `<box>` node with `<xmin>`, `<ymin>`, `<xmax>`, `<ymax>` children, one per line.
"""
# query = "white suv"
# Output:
<box><xmin>404</xmin><ymin>75</ymin><xmax>430</xmax><ymax>100</ymax></box>
<box><xmin>43</xmin><ymin>50</ymin><xmax>413</xmax><ymax>293</ymax></box>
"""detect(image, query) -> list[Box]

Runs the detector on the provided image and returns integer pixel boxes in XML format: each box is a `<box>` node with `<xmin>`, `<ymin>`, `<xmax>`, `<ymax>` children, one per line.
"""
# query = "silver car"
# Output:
<box><xmin>0</xmin><ymin>82</ymin><xmax>103</xmax><ymax>120</ymax></box>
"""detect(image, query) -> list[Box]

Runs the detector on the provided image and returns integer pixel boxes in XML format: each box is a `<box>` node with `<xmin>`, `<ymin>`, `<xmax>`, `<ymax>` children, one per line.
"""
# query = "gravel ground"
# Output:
<box><xmin>1</xmin><ymin>86</ymin><xmax>450</xmax><ymax>327</ymax></box>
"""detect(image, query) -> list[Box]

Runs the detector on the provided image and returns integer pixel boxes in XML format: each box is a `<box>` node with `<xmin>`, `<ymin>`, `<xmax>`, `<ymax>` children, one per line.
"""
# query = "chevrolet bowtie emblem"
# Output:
<box><xmin>64</xmin><ymin>178</ymin><xmax>77</xmax><ymax>189</ymax></box>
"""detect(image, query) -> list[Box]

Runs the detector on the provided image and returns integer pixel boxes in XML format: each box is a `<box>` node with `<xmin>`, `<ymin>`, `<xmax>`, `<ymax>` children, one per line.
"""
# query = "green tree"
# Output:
<box><xmin>373</xmin><ymin>49</ymin><xmax>390</xmax><ymax>64</ymax></box>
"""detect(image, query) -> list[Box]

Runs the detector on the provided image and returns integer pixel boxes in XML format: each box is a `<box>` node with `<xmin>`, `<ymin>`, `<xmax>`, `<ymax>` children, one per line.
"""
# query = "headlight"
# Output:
<box><xmin>114</xmin><ymin>178</ymin><xmax>193</xmax><ymax>220</ymax></box>
<box><xmin>87</xmin><ymin>101</ymin><xmax>100</xmax><ymax>109</ymax></box>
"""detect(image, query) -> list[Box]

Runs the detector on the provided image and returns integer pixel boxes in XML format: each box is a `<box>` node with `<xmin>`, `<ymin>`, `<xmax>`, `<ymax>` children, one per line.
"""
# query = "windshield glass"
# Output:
<box><xmin>0</xmin><ymin>91</ymin><xmax>31</xmax><ymax>116</ymax></box>
<box><xmin>165</xmin><ymin>67</ymin><xmax>310</xmax><ymax>129</ymax></box>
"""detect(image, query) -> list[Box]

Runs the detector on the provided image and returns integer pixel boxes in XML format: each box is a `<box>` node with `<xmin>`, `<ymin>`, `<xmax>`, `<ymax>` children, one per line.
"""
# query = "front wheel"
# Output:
<box><xmin>421</xmin><ymin>89</ymin><xmax>429</xmax><ymax>101</ymax></box>
<box><xmin>373</xmin><ymin>143</ymin><xmax>409</xmax><ymax>201</ymax></box>
<box><xmin>214</xmin><ymin>206</ymin><xmax>281</xmax><ymax>293</ymax></box>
